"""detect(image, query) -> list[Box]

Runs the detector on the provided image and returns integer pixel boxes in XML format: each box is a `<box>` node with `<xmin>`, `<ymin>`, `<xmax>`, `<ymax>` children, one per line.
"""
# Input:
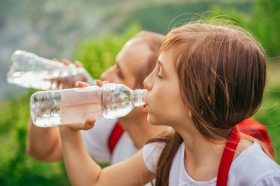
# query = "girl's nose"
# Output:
<box><xmin>143</xmin><ymin>74</ymin><xmax>152</xmax><ymax>91</ymax></box>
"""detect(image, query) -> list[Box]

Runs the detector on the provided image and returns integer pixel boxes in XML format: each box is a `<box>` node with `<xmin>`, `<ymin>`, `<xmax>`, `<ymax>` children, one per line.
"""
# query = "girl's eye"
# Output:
<box><xmin>157</xmin><ymin>74</ymin><xmax>163</xmax><ymax>79</ymax></box>
<box><xmin>154</xmin><ymin>63</ymin><xmax>163</xmax><ymax>79</ymax></box>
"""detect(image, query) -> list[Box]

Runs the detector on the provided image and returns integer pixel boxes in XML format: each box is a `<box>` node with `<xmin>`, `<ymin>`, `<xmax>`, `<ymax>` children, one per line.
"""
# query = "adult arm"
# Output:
<box><xmin>26</xmin><ymin>119</ymin><xmax>63</xmax><ymax>161</ymax></box>
<box><xmin>26</xmin><ymin>118</ymin><xmax>114</xmax><ymax>163</ymax></box>
<box><xmin>26</xmin><ymin>59</ymin><xmax>87</xmax><ymax>161</ymax></box>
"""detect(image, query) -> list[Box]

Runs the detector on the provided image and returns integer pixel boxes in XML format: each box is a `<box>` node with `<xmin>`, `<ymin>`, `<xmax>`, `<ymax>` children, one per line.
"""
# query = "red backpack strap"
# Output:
<box><xmin>108</xmin><ymin>122</ymin><xmax>124</xmax><ymax>155</ymax></box>
<box><xmin>237</xmin><ymin>119</ymin><xmax>274</xmax><ymax>155</ymax></box>
<box><xmin>216</xmin><ymin>126</ymin><xmax>240</xmax><ymax>186</ymax></box>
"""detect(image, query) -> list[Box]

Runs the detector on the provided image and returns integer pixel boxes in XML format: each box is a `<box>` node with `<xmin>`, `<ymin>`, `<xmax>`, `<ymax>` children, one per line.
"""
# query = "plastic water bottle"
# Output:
<box><xmin>7</xmin><ymin>50</ymin><xmax>95</xmax><ymax>90</ymax></box>
<box><xmin>30</xmin><ymin>83</ymin><xmax>146</xmax><ymax>127</ymax></box>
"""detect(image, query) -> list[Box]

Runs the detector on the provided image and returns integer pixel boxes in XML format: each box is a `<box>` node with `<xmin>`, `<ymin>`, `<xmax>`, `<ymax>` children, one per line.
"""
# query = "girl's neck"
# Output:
<box><xmin>178</xmin><ymin>126</ymin><xmax>226</xmax><ymax>181</ymax></box>
<box><xmin>119</xmin><ymin>113</ymin><xmax>167</xmax><ymax>149</ymax></box>
<box><xmin>179</xmin><ymin>127</ymin><xmax>253</xmax><ymax>181</ymax></box>
<box><xmin>185</xmin><ymin>138</ymin><xmax>225</xmax><ymax>180</ymax></box>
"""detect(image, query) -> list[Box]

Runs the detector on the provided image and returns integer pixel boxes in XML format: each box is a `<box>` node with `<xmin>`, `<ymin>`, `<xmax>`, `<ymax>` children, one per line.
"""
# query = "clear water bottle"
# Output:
<box><xmin>7</xmin><ymin>50</ymin><xmax>95</xmax><ymax>90</ymax></box>
<box><xmin>30</xmin><ymin>83</ymin><xmax>146</xmax><ymax>127</ymax></box>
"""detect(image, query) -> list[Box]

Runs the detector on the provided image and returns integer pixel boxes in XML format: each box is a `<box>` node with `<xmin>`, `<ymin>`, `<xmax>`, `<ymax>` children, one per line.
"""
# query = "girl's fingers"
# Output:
<box><xmin>95</xmin><ymin>80</ymin><xmax>103</xmax><ymax>87</ymax></box>
<box><xmin>96</xmin><ymin>80</ymin><xmax>110</xmax><ymax>86</ymax></box>
<box><xmin>83</xmin><ymin>118</ymin><xmax>96</xmax><ymax>130</ymax></box>
<box><xmin>59</xmin><ymin>119</ymin><xmax>95</xmax><ymax>132</ymax></box>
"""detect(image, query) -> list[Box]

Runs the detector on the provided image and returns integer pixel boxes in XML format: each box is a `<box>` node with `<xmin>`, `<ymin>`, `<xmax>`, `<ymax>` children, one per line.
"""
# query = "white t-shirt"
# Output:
<box><xmin>81</xmin><ymin>119</ymin><xmax>138</xmax><ymax>164</ymax></box>
<box><xmin>143</xmin><ymin>141</ymin><xmax>280</xmax><ymax>186</ymax></box>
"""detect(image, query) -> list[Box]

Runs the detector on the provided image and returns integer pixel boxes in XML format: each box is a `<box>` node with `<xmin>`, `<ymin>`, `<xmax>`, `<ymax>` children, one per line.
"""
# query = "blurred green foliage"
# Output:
<box><xmin>0</xmin><ymin>90</ymin><xmax>70</xmax><ymax>186</ymax></box>
<box><xmin>254</xmin><ymin>62</ymin><xmax>280</xmax><ymax>162</ymax></box>
<box><xmin>118</xmin><ymin>1</ymin><xmax>252</xmax><ymax>35</ymax></box>
<box><xmin>207</xmin><ymin>0</ymin><xmax>280</xmax><ymax>58</ymax></box>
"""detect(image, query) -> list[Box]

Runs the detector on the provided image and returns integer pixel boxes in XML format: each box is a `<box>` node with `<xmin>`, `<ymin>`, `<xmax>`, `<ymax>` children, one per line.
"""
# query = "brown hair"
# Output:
<box><xmin>150</xmin><ymin>21</ymin><xmax>267</xmax><ymax>186</ymax></box>
<box><xmin>132</xmin><ymin>31</ymin><xmax>165</xmax><ymax>88</ymax></box>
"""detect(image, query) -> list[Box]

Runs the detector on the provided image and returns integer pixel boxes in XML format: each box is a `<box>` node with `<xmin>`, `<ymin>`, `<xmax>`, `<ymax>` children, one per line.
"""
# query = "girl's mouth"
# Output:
<box><xmin>143</xmin><ymin>102</ymin><xmax>148</xmax><ymax>108</ymax></box>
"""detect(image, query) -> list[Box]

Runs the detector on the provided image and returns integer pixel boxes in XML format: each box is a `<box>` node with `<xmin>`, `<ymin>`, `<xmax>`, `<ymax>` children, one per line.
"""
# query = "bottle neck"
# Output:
<box><xmin>132</xmin><ymin>89</ymin><xmax>146</xmax><ymax>107</ymax></box>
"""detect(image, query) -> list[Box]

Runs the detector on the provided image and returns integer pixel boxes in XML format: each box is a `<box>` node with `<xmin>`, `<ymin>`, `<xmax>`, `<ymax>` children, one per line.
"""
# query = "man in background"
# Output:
<box><xmin>26</xmin><ymin>31</ymin><xmax>168</xmax><ymax>165</ymax></box>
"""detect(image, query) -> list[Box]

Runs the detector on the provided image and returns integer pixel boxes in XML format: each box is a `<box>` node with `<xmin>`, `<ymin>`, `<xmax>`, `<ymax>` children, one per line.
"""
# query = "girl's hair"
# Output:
<box><xmin>150</xmin><ymin>21</ymin><xmax>267</xmax><ymax>186</ymax></box>
<box><xmin>132</xmin><ymin>31</ymin><xmax>165</xmax><ymax>88</ymax></box>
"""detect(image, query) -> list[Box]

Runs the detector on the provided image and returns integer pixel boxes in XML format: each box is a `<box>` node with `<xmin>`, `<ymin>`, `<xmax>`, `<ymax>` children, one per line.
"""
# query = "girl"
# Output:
<box><xmin>59</xmin><ymin>21</ymin><xmax>280</xmax><ymax>185</ymax></box>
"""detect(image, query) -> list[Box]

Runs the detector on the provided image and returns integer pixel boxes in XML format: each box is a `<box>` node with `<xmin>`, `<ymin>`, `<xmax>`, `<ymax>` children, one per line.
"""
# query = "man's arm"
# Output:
<box><xmin>26</xmin><ymin>59</ymin><xmax>87</xmax><ymax>162</ymax></box>
<box><xmin>26</xmin><ymin>118</ymin><xmax>63</xmax><ymax>161</ymax></box>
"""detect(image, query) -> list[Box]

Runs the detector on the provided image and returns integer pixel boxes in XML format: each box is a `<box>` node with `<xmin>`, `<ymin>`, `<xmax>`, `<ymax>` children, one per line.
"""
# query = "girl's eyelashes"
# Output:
<box><xmin>154</xmin><ymin>63</ymin><xmax>163</xmax><ymax>79</ymax></box>
<box><xmin>157</xmin><ymin>74</ymin><xmax>163</xmax><ymax>79</ymax></box>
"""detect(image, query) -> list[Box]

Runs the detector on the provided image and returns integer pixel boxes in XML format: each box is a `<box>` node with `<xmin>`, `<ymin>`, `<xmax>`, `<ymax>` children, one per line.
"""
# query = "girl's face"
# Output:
<box><xmin>143</xmin><ymin>49</ymin><xmax>191</xmax><ymax>127</ymax></box>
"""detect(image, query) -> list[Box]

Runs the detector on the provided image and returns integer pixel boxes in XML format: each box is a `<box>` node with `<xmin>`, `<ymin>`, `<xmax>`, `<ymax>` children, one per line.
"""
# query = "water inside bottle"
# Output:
<box><xmin>102</xmin><ymin>87</ymin><xmax>134</xmax><ymax>119</ymax></box>
<box><xmin>34</xmin><ymin>116</ymin><xmax>61</xmax><ymax>127</ymax></box>
<box><xmin>31</xmin><ymin>87</ymin><xmax>103</xmax><ymax>127</ymax></box>
<box><xmin>31</xmin><ymin>91</ymin><xmax>62</xmax><ymax>127</ymax></box>
<box><xmin>102</xmin><ymin>102</ymin><xmax>133</xmax><ymax>119</ymax></box>
<box><xmin>8</xmin><ymin>69</ymin><xmax>90</xmax><ymax>90</ymax></box>
<box><xmin>7</xmin><ymin>71</ymin><xmax>58</xmax><ymax>90</ymax></box>
<box><xmin>7</xmin><ymin>50</ymin><xmax>96</xmax><ymax>89</ymax></box>
<box><xmin>30</xmin><ymin>84</ymin><xmax>144</xmax><ymax>127</ymax></box>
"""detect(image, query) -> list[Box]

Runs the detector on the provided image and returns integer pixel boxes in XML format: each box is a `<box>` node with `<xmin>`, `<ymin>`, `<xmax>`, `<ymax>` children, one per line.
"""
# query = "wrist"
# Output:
<box><xmin>59</xmin><ymin>125</ymin><xmax>81</xmax><ymax>140</ymax></box>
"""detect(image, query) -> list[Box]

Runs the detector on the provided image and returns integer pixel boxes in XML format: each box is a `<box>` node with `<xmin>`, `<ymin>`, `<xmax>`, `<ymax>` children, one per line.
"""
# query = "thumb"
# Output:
<box><xmin>83</xmin><ymin>118</ymin><xmax>96</xmax><ymax>130</ymax></box>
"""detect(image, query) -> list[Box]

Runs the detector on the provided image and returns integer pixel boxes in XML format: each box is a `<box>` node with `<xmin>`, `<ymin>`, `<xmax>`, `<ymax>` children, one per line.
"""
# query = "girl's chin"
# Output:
<box><xmin>147</xmin><ymin>115</ymin><xmax>161</xmax><ymax>126</ymax></box>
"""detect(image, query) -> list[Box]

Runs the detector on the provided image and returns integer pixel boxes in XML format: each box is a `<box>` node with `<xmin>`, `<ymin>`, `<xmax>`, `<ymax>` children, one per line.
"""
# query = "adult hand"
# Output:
<box><xmin>49</xmin><ymin>59</ymin><xmax>89</xmax><ymax>90</ymax></box>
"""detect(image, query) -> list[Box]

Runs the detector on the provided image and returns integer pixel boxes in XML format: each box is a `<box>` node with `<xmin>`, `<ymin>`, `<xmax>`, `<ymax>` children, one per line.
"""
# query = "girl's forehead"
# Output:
<box><xmin>158</xmin><ymin>49</ymin><xmax>177</xmax><ymax>69</ymax></box>
<box><xmin>159</xmin><ymin>49</ymin><xmax>176</xmax><ymax>63</ymax></box>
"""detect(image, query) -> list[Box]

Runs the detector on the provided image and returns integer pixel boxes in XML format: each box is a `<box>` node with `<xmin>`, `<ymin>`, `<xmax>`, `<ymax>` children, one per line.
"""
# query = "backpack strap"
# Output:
<box><xmin>108</xmin><ymin>122</ymin><xmax>124</xmax><ymax>155</ymax></box>
<box><xmin>216</xmin><ymin>126</ymin><xmax>240</xmax><ymax>186</ymax></box>
<box><xmin>237</xmin><ymin>119</ymin><xmax>274</xmax><ymax>155</ymax></box>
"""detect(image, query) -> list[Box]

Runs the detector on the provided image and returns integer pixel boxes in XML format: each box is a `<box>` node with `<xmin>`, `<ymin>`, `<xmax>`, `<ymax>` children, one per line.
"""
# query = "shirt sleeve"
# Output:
<box><xmin>142</xmin><ymin>142</ymin><xmax>165</xmax><ymax>173</ymax></box>
<box><xmin>255</xmin><ymin>171</ymin><xmax>280</xmax><ymax>186</ymax></box>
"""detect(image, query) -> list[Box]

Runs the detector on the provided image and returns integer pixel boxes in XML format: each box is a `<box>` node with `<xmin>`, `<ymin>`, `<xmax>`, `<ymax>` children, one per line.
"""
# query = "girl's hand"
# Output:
<box><xmin>59</xmin><ymin>81</ymin><xmax>96</xmax><ymax>133</ymax></box>
<box><xmin>95</xmin><ymin>80</ymin><xmax>109</xmax><ymax>87</ymax></box>
<box><xmin>58</xmin><ymin>80</ymin><xmax>110</xmax><ymax>133</ymax></box>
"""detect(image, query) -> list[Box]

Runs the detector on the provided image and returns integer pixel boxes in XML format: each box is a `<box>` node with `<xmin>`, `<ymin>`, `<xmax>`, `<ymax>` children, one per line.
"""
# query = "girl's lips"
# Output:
<box><xmin>143</xmin><ymin>102</ymin><xmax>148</xmax><ymax>108</ymax></box>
